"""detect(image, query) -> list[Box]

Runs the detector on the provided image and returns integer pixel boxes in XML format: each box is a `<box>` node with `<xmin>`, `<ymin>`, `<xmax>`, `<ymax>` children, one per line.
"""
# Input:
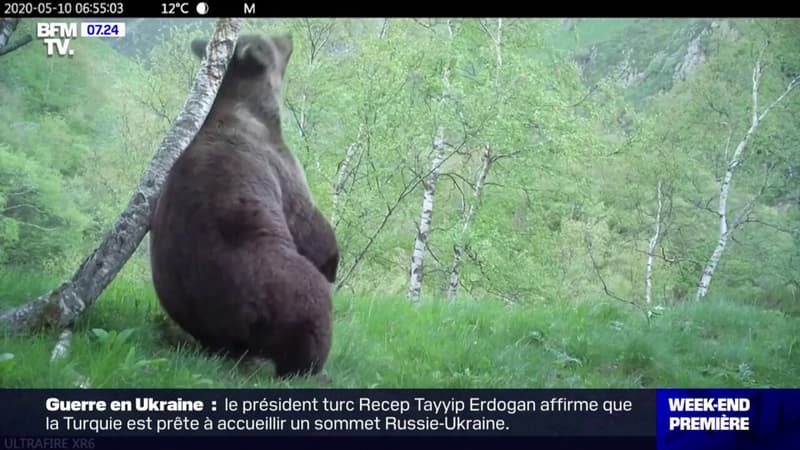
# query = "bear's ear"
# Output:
<box><xmin>191</xmin><ymin>39</ymin><xmax>208</xmax><ymax>59</ymax></box>
<box><xmin>269</xmin><ymin>33</ymin><xmax>293</xmax><ymax>80</ymax></box>
<box><xmin>273</xmin><ymin>33</ymin><xmax>293</xmax><ymax>62</ymax></box>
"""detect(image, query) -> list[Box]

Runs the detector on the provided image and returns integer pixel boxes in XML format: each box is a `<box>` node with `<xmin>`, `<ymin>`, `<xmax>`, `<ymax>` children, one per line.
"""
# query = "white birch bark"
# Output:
<box><xmin>0</xmin><ymin>18</ymin><xmax>32</xmax><ymax>56</ymax></box>
<box><xmin>50</xmin><ymin>329</ymin><xmax>73</xmax><ymax>362</ymax></box>
<box><xmin>331</xmin><ymin>124</ymin><xmax>363</xmax><ymax>230</ymax></box>
<box><xmin>493</xmin><ymin>18</ymin><xmax>503</xmax><ymax>92</ymax></box>
<box><xmin>444</xmin><ymin>18</ymin><xmax>503</xmax><ymax>301</ymax></box>
<box><xmin>0</xmin><ymin>18</ymin><xmax>242</xmax><ymax>333</ymax></box>
<box><xmin>695</xmin><ymin>61</ymin><xmax>799</xmax><ymax>301</ymax></box>
<box><xmin>406</xmin><ymin>22</ymin><xmax>454</xmax><ymax>302</ymax></box>
<box><xmin>407</xmin><ymin>126</ymin><xmax>446</xmax><ymax>302</ymax></box>
<box><xmin>379</xmin><ymin>19</ymin><xmax>389</xmax><ymax>39</ymax></box>
<box><xmin>447</xmin><ymin>147</ymin><xmax>492</xmax><ymax>301</ymax></box>
<box><xmin>645</xmin><ymin>180</ymin><xmax>663</xmax><ymax>305</ymax></box>
<box><xmin>0</xmin><ymin>18</ymin><xmax>16</xmax><ymax>48</ymax></box>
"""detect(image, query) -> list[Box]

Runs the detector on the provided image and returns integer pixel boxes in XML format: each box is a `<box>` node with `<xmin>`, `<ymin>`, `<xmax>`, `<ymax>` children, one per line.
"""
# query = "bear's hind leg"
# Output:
<box><xmin>242</xmin><ymin>244</ymin><xmax>333</xmax><ymax>379</ymax></box>
<box><xmin>254</xmin><ymin>312</ymin><xmax>331</xmax><ymax>378</ymax></box>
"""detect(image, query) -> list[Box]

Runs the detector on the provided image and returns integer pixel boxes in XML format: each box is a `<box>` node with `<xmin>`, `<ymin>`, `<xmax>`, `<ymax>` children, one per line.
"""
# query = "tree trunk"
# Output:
<box><xmin>696</xmin><ymin>232</ymin><xmax>730</xmax><ymax>301</ymax></box>
<box><xmin>0</xmin><ymin>18</ymin><xmax>242</xmax><ymax>334</ymax></box>
<box><xmin>0</xmin><ymin>18</ymin><xmax>17</xmax><ymax>48</ymax></box>
<box><xmin>407</xmin><ymin>126</ymin><xmax>446</xmax><ymax>302</ymax></box>
<box><xmin>644</xmin><ymin>180</ymin><xmax>663</xmax><ymax>305</ymax></box>
<box><xmin>406</xmin><ymin>29</ymin><xmax>455</xmax><ymax>303</ymax></box>
<box><xmin>493</xmin><ymin>18</ymin><xmax>503</xmax><ymax>93</ymax></box>
<box><xmin>331</xmin><ymin>125</ymin><xmax>363</xmax><ymax>230</ymax></box>
<box><xmin>447</xmin><ymin>146</ymin><xmax>492</xmax><ymax>301</ymax></box>
<box><xmin>445</xmin><ymin>18</ymin><xmax>504</xmax><ymax>301</ymax></box>
<box><xmin>695</xmin><ymin>60</ymin><xmax>798</xmax><ymax>301</ymax></box>
<box><xmin>0</xmin><ymin>18</ymin><xmax>32</xmax><ymax>56</ymax></box>
<box><xmin>379</xmin><ymin>19</ymin><xmax>389</xmax><ymax>39</ymax></box>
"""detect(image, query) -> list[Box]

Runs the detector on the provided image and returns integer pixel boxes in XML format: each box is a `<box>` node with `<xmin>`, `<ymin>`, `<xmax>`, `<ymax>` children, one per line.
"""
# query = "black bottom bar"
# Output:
<box><xmin>2</xmin><ymin>436</ymin><xmax>656</xmax><ymax>450</ymax></box>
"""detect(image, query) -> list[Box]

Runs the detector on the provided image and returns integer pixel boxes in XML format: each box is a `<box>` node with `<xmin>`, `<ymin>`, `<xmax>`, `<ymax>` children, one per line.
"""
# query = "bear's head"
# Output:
<box><xmin>191</xmin><ymin>33</ymin><xmax>293</xmax><ymax>119</ymax></box>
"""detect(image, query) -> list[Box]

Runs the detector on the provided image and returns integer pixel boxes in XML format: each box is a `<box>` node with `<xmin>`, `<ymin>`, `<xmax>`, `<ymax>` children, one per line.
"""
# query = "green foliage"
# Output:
<box><xmin>0</xmin><ymin>20</ymin><xmax>164</xmax><ymax>272</ymax></box>
<box><xmin>0</xmin><ymin>18</ymin><xmax>798</xmax><ymax>387</ymax></box>
<box><xmin>1</xmin><ymin>272</ymin><xmax>798</xmax><ymax>387</ymax></box>
<box><xmin>0</xmin><ymin>144</ymin><xmax>87</xmax><ymax>268</ymax></box>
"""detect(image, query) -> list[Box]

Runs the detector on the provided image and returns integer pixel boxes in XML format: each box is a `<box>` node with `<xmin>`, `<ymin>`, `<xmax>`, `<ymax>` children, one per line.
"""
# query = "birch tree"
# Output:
<box><xmin>284</xmin><ymin>18</ymin><xmax>337</xmax><ymax>166</ymax></box>
<box><xmin>429</xmin><ymin>18</ymin><xmax>602</xmax><ymax>303</ymax></box>
<box><xmin>328</xmin><ymin>22</ymin><xmax>390</xmax><ymax>234</ymax></box>
<box><xmin>445</xmin><ymin>19</ymin><xmax>504</xmax><ymax>301</ymax></box>
<box><xmin>645</xmin><ymin>180</ymin><xmax>663</xmax><ymax>305</ymax></box>
<box><xmin>0</xmin><ymin>18</ymin><xmax>32</xmax><ymax>56</ymax></box>
<box><xmin>695</xmin><ymin>57</ymin><xmax>799</xmax><ymax>301</ymax></box>
<box><xmin>447</xmin><ymin>146</ymin><xmax>492</xmax><ymax>300</ymax></box>
<box><xmin>315</xmin><ymin>19</ymin><xmax>444</xmax><ymax>292</ymax></box>
<box><xmin>0</xmin><ymin>18</ymin><xmax>242</xmax><ymax>334</ymax></box>
<box><xmin>408</xmin><ymin>124</ymin><xmax>446</xmax><ymax>301</ymax></box>
<box><xmin>407</xmin><ymin>19</ymin><xmax>457</xmax><ymax>302</ymax></box>
<box><xmin>330</xmin><ymin>125</ymin><xmax>363</xmax><ymax>230</ymax></box>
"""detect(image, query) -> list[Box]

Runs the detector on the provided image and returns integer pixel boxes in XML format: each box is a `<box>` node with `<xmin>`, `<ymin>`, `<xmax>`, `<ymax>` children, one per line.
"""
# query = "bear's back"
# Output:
<box><xmin>149</xmin><ymin>33</ymin><xmax>335</xmax><ymax>377</ymax></box>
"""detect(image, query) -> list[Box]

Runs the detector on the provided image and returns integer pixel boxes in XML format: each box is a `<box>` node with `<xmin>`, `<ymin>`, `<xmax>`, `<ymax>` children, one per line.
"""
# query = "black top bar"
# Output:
<box><xmin>0</xmin><ymin>1</ymin><xmax>662</xmax><ymax>19</ymax></box>
<box><xmin>2</xmin><ymin>1</ymin><xmax>264</xmax><ymax>18</ymax></box>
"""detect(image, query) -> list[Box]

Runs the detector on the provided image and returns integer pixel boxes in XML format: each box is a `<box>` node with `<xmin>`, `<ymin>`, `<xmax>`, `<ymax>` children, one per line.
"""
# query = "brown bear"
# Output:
<box><xmin>149</xmin><ymin>33</ymin><xmax>339</xmax><ymax>378</ymax></box>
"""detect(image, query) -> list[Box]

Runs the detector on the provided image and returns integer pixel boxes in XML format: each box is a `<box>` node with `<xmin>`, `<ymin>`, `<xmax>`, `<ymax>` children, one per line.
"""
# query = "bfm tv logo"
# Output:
<box><xmin>36</xmin><ymin>22</ymin><xmax>126</xmax><ymax>57</ymax></box>
<box><xmin>36</xmin><ymin>22</ymin><xmax>77</xmax><ymax>56</ymax></box>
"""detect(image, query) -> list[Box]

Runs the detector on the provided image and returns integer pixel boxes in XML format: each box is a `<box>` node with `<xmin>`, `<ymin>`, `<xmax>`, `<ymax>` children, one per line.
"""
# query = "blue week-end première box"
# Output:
<box><xmin>656</xmin><ymin>388</ymin><xmax>800</xmax><ymax>450</ymax></box>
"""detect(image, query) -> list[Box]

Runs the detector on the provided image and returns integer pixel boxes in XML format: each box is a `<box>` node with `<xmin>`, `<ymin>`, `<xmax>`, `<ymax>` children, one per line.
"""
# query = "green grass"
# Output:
<box><xmin>1</xmin><ymin>270</ymin><xmax>798</xmax><ymax>388</ymax></box>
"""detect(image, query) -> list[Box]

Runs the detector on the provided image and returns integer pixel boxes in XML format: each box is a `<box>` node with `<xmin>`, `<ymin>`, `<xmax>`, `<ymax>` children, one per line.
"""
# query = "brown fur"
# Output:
<box><xmin>149</xmin><ymin>33</ymin><xmax>338</xmax><ymax>377</ymax></box>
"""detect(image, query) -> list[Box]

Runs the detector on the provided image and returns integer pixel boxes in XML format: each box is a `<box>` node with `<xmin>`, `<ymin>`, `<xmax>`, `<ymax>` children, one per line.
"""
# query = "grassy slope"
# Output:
<box><xmin>1</xmin><ymin>268</ymin><xmax>798</xmax><ymax>388</ymax></box>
